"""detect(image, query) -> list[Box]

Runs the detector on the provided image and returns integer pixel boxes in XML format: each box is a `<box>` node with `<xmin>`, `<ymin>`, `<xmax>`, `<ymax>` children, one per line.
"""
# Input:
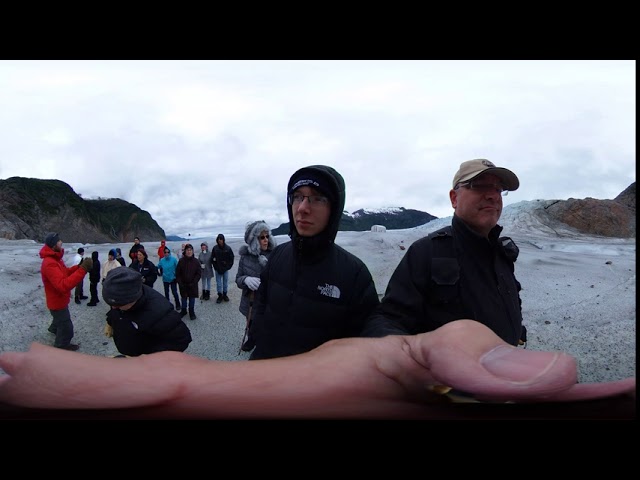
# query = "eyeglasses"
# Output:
<box><xmin>259</xmin><ymin>235</ymin><xmax>270</xmax><ymax>240</ymax></box>
<box><xmin>455</xmin><ymin>181</ymin><xmax>509</xmax><ymax>197</ymax></box>
<box><xmin>288</xmin><ymin>193</ymin><xmax>330</xmax><ymax>206</ymax></box>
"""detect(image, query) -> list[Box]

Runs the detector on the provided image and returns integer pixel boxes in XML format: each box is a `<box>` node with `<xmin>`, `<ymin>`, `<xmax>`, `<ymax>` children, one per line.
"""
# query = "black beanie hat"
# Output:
<box><xmin>45</xmin><ymin>232</ymin><xmax>60</xmax><ymax>248</ymax></box>
<box><xmin>288</xmin><ymin>169</ymin><xmax>337</xmax><ymax>205</ymax></box>
<box><xmin>102</xmin><ymin>268</ymin><xmax>144</xmax><ymax>306</ymax></box>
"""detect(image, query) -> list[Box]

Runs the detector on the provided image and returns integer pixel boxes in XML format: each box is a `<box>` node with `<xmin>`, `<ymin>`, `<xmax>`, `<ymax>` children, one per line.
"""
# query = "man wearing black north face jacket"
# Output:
<box><xmin>248</xmin><ymin>165</ymin><xmax>380</xmax><ymax>360</ymax></box>
<box><xmin>361</xmin><ymin>159</ymin><xmax>526</xmax><ymax>347</ymax></box>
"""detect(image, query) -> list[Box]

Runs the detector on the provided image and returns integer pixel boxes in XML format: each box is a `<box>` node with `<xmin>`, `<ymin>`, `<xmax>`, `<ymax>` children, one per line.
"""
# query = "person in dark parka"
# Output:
<box><xmin>211</xmin><ymin>233</ymin><xmax>234</xmax><ymax>303</ymax></box>
<box><xmin>360</xmin><ymin>158</ymin><xmax>526</xmax><ymax>346</ymax></box>
<box><xmin>248</xmin><ymin>165</ymin><xmax>380</xmax><ymax>360</ymax></box>
<box><xmin>128</xmin><ymin>237</ymin><xmax>145</xmax><ymax>266</ymax></box>
<box><xmin>102</xmin><ymin>268</ymin><xmax>192</xmax><ymax>357</ymax></box>
<box><xmin>176</xmin><ymin>244</ymin><xmax>201</xmax><ymax>320</ymax></box>
<box><xmin>86</xmin><ymin>250</ymin><xmax>101</xmax><ymax>306</ymax></box>
<box><xmin>129</xmin><ymin>248</ymin><xmax>158</xmax><ymax>288</ymax></box>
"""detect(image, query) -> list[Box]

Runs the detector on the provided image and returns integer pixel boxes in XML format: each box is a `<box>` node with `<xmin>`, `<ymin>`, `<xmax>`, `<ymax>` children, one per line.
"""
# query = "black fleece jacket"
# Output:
<box><xmin>361</xmin><ymin>214</ymin><xmax>524</xmax><ymax>346</ymax></box>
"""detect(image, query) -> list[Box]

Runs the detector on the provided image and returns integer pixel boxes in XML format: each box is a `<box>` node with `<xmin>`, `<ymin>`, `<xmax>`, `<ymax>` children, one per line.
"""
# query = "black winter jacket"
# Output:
<box><xmin>250</xmin><ymin>241</ymin><xmax>380</xmax><ymax>359</ymax></box>
<box><xmin>89</xmin><ymin>251</ymin><xmax>101</xmax><ymax>283</ymax></box>
<box><xmin>361</xmin><ymin>214</ymin><xmax>524</xmax><ymax>346</ymax></box>
<box><xmin>176</xmin><ymin>255</ymin><xmax>202</xmax><ymax>299</ymax></box>
<box><xmin>130</xmin><ymin>258</ymin><xmax>157</xmax><ymax>288</ymax></box>
<box><xmin>106</xmin><ymin>285</ymin><xmax>192</xmax><ymax>356</ymax></box>
<box><xmin>249</xmin><ymin>165</ymin><xmax>380</xmax><ymax>360</ymax></box>
<box><xmin>211</xmin><ymin>234</ymin><xmax>235</xmax><ymax>274</ymax></box>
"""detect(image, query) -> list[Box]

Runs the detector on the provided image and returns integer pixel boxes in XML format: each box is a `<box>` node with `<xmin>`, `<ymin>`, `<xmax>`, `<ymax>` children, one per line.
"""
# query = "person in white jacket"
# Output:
<box><xmin>66</xmin><ymin>247</ymin><xmax>87</xmax><ymax>304</ymax></box>
<box><xmin>101</xmin><ymin>249</ymin><xmax>122</xmax><ymax>284</ymax></box>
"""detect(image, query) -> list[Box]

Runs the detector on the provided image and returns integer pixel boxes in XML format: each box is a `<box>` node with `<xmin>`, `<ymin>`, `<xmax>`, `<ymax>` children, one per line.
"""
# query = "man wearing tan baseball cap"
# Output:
<box><xmin>452</xmin><ymin>158</ymin><xmax>520</xmax><ymax>192</ymax></box>
<box><xmin>449</xmin><ymin>158</ymin><xmax>519</xmax><ymax>238</ymax></box>
<box><xmin>362</xmin><ymin>158</ymin><xmax>527</xmax><ymax>349</ymax></box>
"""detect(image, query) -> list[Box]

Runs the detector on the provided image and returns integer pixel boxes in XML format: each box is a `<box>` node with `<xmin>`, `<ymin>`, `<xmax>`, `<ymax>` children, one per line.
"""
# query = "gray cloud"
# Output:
<box><xmin>0</xmin><ymin>60</ymin><xmax>634</xmax><ymax>237</ymax></box>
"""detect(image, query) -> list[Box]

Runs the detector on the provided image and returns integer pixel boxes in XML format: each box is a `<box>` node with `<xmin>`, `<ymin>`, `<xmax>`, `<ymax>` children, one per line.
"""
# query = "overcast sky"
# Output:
<box><xmin>0</xmin><ymin>60</ymin><xmax>634</xmax><ymax>238</ymax></box>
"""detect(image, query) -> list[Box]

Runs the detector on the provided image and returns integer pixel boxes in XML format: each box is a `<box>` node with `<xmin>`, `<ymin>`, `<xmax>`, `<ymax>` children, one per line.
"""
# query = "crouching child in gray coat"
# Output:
<box><xmin>102</xmin><ymin>268</ymin><xmax>192</xmax><ymax>357</ymax></box>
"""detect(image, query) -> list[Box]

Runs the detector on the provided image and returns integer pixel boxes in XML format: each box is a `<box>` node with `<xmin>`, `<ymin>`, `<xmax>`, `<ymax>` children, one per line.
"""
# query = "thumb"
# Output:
<box><xmin>406</xmin><ymin>320</ymin><xmax>578</xmax><ymax>401</ymax></box>
<box><xmin>408</xmin><ymin>320</ymin><xmax>635</xmax><ymax>402</ymax></box>
<box><xmin>475</xmin><ymin>345</ymin><xmax>635</xmax><ymax>402</ymax></box>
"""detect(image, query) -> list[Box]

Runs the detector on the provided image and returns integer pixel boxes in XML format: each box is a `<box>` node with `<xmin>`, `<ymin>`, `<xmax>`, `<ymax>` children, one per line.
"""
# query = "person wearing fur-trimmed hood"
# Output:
<box><xmin>198</xmin><ymin>242</ymin><xmax>214</xmax><ymax>301</ymax></box>
<box><xmin>235</xmin><ymin>220</ymin><xmax>277</xmax><ymax>352</ymax></box>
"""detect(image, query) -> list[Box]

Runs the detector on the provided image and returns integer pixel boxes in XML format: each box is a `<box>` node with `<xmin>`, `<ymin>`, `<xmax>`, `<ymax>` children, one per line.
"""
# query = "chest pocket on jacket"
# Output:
<box><xmin>427</xmin><ymin>257</ymin><xmax>460</xmax><ymax>304</ymax></box>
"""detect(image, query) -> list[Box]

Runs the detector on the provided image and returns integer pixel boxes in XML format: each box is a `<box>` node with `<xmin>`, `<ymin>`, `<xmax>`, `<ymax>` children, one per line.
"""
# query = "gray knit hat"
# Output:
<box><xmin>102</xmin><ymin>268</ymin><xmax>144</xmax><ymax>306</ymax></box>
<box><xmin>45</xmin><ymin>232</ymin><xmax>60</xmax><ymax>248</ymax></box>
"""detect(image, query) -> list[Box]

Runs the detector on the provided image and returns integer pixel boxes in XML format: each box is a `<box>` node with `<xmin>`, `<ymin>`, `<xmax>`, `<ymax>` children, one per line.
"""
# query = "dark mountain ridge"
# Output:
<box><xmin>0</xmin><ymin>177</ymin><xmax>165</xmax><ymax>244</ymax></box>
<box><xmin>0</xmin><ymin>177</ymin><xmax>635</xmax><ymax>243</ymax></box>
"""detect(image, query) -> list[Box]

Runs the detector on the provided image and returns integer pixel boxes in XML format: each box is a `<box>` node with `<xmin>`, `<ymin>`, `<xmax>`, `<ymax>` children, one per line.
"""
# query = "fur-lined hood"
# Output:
<box><xmin>241</xmin><ymin>220</ymin><xmax>277</xmax><ymax>257</ymax></box>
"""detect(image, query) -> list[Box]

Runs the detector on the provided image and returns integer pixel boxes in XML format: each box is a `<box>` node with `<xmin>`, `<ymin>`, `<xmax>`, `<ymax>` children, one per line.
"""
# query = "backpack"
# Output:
<box><xmin>427</xmin><ymin>225</ymin><xmax>527</xmax><ymax>344</ymax></box>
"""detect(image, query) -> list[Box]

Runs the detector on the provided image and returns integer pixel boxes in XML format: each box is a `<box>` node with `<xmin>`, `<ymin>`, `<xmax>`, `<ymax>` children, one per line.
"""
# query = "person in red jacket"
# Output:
<box><xmin>157</xmin><ymin>240</ymin><xmax>167</xmax><ymax>260</ymax></box>
<box><xmin>39</xmin><ymin>233</ymin><xmax>93</xmax><ymax>351</ymax></box>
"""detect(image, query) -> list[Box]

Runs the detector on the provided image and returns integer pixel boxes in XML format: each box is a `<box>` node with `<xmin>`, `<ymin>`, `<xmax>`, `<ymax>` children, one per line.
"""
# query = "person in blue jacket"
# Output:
<box><xmin>157</xmin><ymin>246</ymin><xmax>181</xmax><ymax>311</ymax></box>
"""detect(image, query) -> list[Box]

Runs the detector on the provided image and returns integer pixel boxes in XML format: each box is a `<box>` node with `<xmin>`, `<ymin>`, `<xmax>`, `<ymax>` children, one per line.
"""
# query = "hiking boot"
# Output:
<box><xmin>57</xmin><ymin>343</ymin><xmax>80</xmax><ymax>351</ymax></box>
<box><xmin>189</xmin><ymin>312</ymin><xmax>197</xmax><ymax>320</ymax></box>
<box><xmin>180</xmin><ymin>309</ymin><xmax>188</xmax><ymax>318</ymax></box>
<box><xmin>223</xmin><ymin>293</ymin><xmax>229</xmax><ymax>302</ymax></box>
<box><xmin>87</xmin><ymin>302</ymin><xmax>97</xmax><ymax>307</ymax></box>
<box><xmin>216</xmin><ymin>293</ymin><xmax>223</xmax><ymax>304</ymax></box>
<box><xmin>75</xmin><ymin>297</ymin><xmax>81</xmax><ymax>304</ymax></box>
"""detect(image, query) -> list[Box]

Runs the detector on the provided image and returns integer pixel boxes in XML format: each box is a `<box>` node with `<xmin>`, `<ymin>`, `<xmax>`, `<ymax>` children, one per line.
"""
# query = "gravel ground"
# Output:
<box><xmin>0</xmin><ymin>238</ymin><xmax>255</xmax><ymax>363</ymax></box>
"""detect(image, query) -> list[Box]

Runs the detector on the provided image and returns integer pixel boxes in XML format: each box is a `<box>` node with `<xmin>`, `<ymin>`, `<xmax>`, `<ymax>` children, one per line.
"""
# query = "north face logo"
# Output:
<box><xmin>318</xmin><ymin>283</ymin><xmax>341</xmax><ymax>299</ymax></box>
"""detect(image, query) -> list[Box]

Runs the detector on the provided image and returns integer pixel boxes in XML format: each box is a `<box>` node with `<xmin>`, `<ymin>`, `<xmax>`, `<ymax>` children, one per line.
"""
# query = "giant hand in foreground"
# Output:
<box><xmin>0</xmin><ymin>320</ymin><xmax>634</xmax><ymax>419</ymax></box>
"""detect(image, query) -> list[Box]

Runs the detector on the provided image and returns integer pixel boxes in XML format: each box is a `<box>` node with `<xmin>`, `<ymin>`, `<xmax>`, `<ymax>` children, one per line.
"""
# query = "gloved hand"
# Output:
<box><xmin>104</xmin><ymin>324</ymin><xmax>113</xmax><ymax>338</ymax></box>
<box><xmin>79</xmin><ymin>257</ymin><xmax>93</xmax><ymax>272</ymax></box>
<box><xmin>244</xmin><ymin>276</ymin><xmax>261</xmax><ymax>291</ymax></box>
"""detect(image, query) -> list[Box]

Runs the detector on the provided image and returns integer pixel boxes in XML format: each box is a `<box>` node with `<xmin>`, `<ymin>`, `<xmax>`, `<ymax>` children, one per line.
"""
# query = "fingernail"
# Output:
<box><xmin>480</xmin><ymin>345</ymin><xmax>559</xmax><ymax>384</ymax></box>
<box><xmin>427</xmin><ymin>385</ymin><xmax>452</xmax><ymax>395</ymax></box>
